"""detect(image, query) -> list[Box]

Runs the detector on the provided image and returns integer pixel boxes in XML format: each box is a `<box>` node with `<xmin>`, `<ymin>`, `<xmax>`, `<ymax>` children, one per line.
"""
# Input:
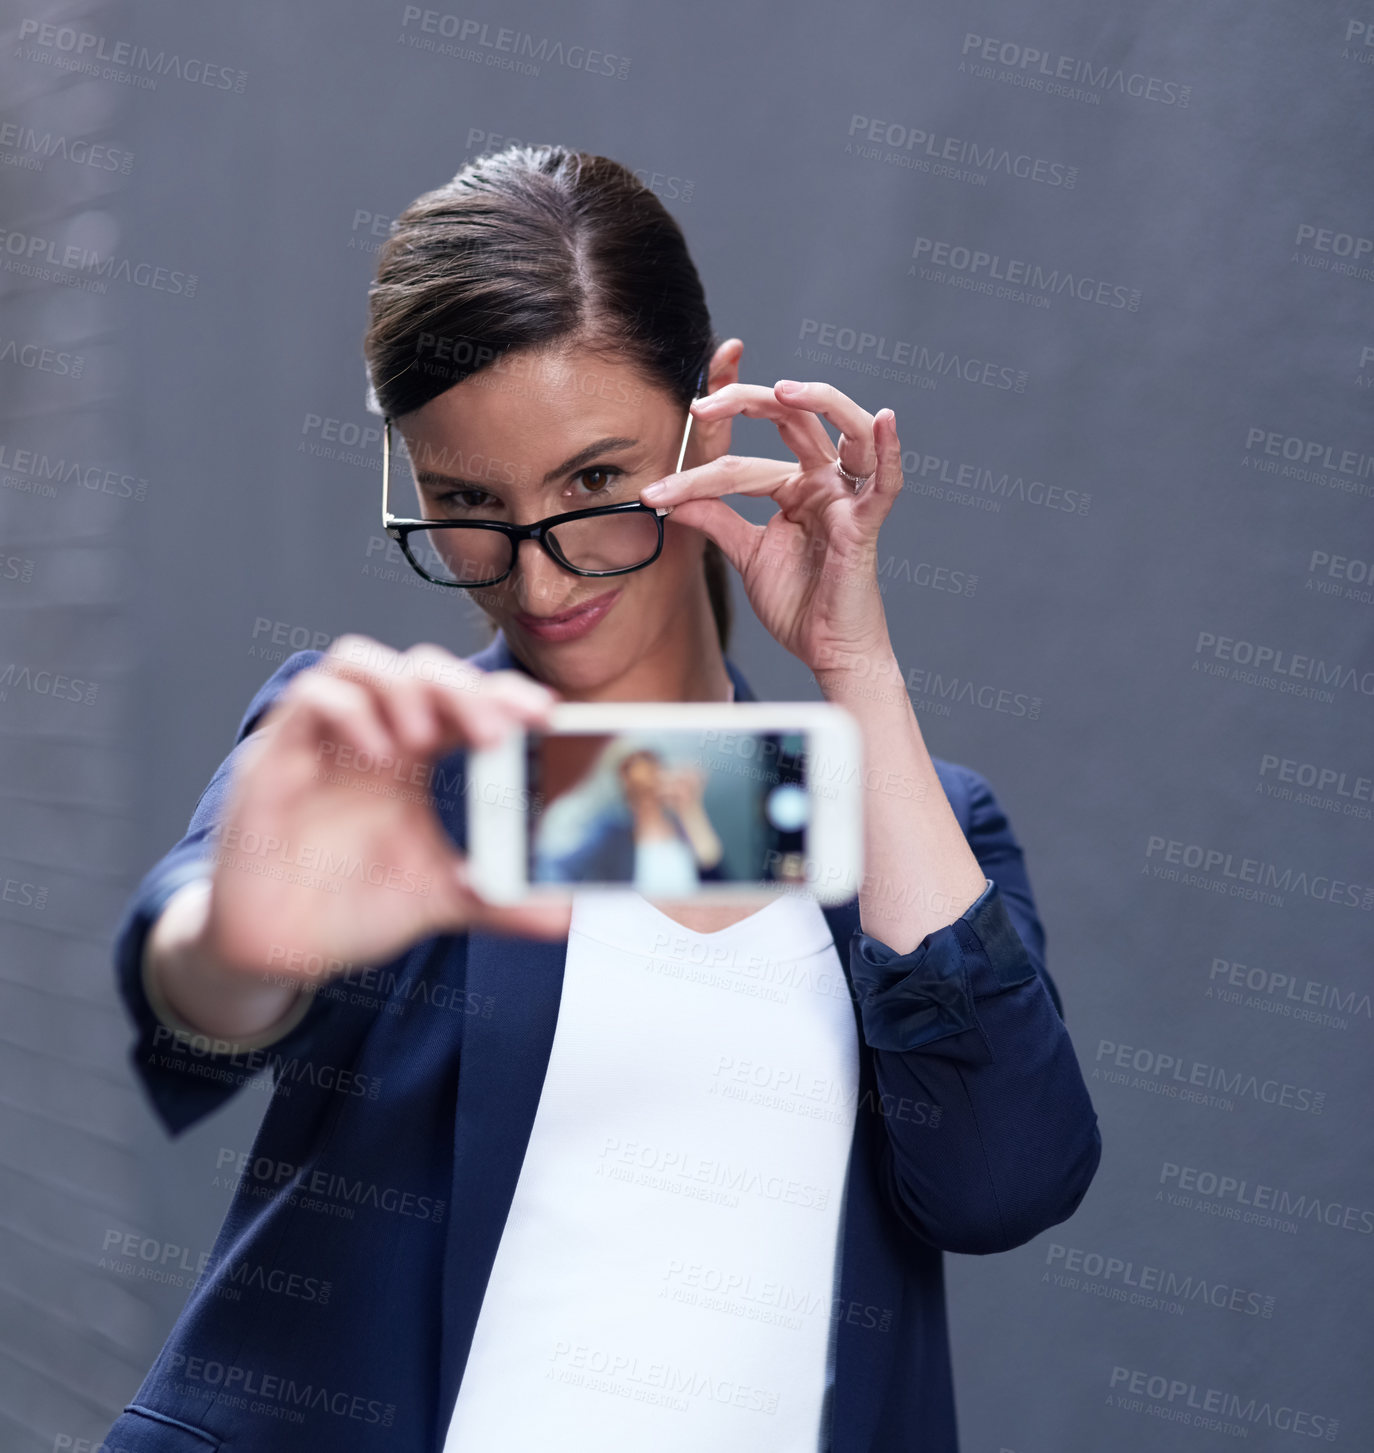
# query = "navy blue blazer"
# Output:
<box><xmin>107</xmin><ymin>633</ymin><xmax>1101</xmax><ymax>1452</ymax></box>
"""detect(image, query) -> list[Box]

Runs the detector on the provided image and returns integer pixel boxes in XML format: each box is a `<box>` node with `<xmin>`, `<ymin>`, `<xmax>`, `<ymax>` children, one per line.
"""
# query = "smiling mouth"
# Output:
<box><xmin>514</xmin><ymin>589</ymin><xmax>616</xmax><ymax>625</ymax></box>
<box><xmin>511</xmin><ymin>586</ymin><xmax>623</xmax><ymax>635</ymax></box>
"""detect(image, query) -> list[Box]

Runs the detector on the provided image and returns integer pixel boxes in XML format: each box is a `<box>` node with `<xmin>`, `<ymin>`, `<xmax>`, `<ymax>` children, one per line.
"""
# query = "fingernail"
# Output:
<box><xmin>775</xmin><ymin>379</ymin><xmax>801</xmax><ymax>392</ymax></box>
<box><xmin>641</xmin><ymin>481</ymin><xmax>668</xmax><ymax>499</ymax></box>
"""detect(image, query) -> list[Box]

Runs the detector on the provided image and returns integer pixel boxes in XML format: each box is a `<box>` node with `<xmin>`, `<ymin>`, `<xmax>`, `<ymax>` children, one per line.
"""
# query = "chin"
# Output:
<box><xmin>503</xmin><ymin>613</ymin><xmax>645</xmax><ymax>684</ymax></box>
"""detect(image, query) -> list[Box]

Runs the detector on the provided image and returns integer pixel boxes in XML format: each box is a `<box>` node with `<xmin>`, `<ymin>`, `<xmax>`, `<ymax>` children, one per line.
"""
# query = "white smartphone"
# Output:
<box><xmin>465</xmin><ymin>701</ymin><xmax>864</xmax><ymax>904</ymax></box>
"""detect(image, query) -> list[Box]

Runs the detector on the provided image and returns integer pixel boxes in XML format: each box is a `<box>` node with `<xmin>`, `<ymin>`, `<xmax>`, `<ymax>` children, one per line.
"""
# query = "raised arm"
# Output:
<box><xmin>843</xmin><ymin>763</ymin><xmax>1101</xmax><ymax>1253</ymax></box>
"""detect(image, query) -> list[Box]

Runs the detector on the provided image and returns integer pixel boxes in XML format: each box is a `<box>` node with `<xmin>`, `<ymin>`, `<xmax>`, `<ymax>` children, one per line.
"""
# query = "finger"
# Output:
<box><xmin>320</xmin><ymin>636</ymin><xmax>444</xmax><ymax>756</ymax></box>
<box><xmin>852</xmin><ymin>408</ymin><xmax>905</xmax><ymax>525</ymax></box>
<box><xmin>322</xmin><ymin>637</ymin><xmax>555</xmax><ymax>758</ymax></box>
<box><xmin>486</xmin><ymin>902</ymin><xmax>576</xmax><ymax>940</ymax></box>
<box><xmin>325</xmin><ymin>638</ymin><xmax>541</xmax><ymax>749</ymax></box>
<box><xmin>275</xmin><ymin>671</ymin><xmax>397</xmax><ymax>768</ymax></box>
<box><xmin>770</xmin><ymin>380</ymin><xmax>879</xmax><ymax>479</ymax></box>
<box><xmin>453</xmin><ymin>669</ymin><xmax>560</xmax><ymax>754</ymax></box>
<box><xmin>450</xmin><ymin>866</ymin><xmax>575</xmax><ymax>939</ymax></box>
<box><xmin>658</xmin><ymin>496</ymin><xmax>760</xmax><ymax>578</ymax></box>
<box><xmin>690</xmin><ymin>382</ymin><xmax>836</xmax><ymax>469</ymax></box>
<box><xmin>640</xmin><ymin>452</ymin><xmax>792</xmax><ymax>509</ymax></box>
<box><xmin>405</xmin><ymin>649</ymin><xmax>558</xmax><ymax>752</ymax></box>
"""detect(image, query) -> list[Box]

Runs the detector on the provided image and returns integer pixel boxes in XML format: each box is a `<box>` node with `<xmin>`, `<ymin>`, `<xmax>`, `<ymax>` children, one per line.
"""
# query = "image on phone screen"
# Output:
<box><xmin>525</xmin><ymin>729</ymin><xmax>810</xmax><ymax>894</ymax></box>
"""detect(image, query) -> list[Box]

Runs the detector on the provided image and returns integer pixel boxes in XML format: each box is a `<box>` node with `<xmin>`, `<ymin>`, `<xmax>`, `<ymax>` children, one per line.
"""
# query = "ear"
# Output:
<box><xmin>690</xmin><ymin>337</ymin><xmax>744</xmax><ymax>467</ymax></box>
<box><xmin>705</xmin><ymin>337</ymin><xmax>743</xmax><ymax>395</ymax></box>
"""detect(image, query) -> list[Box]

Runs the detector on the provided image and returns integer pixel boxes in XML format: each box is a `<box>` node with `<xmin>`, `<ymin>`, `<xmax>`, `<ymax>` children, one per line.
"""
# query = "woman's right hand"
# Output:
<box><xmin>183</xmin><ymin>636</ymin><xmax>573</xmax><ymax>1001</ymax></box>
<box><xmin>655</xmin><ymin>763</ymin><xmax>707</xmax><ymax>816</ymax></box>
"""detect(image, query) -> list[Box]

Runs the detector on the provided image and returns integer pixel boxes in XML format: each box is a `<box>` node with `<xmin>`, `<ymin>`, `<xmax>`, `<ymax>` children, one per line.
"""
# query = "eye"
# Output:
<box><xmin>572</xmin><ymin>465</ymin><xmax>623</xmax><ymax>496</ymax></box>
<box><xmin>430</xmin><ymin>487</ymin><xmax>496</xmax><ymax>513</ymax></box>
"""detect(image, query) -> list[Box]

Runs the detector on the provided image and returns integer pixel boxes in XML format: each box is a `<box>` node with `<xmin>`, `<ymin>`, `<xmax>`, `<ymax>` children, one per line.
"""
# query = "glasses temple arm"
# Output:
<box><xmin>382</xmin><ymin>418</ymin><xmax>393</xmax><ymax>523</ymax></box>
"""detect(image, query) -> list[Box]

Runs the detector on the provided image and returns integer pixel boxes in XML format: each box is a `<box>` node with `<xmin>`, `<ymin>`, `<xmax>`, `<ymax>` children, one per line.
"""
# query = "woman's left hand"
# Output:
<box><xmin>640</xmin><ymin>380</ymin><xmax>903</xmax><ymax>675</ymax></box>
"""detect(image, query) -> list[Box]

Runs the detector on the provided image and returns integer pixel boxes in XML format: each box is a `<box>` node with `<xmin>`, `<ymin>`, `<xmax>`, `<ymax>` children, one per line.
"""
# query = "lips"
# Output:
<box><xmin>512</xmin><ymin>587</ymin><xmax>622</xmax><ymax>642</ymax></box>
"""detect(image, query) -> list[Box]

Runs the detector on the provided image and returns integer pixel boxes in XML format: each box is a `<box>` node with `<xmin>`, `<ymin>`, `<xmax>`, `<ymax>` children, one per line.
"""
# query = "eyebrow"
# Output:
<box><xmin>413</xmin><ymin>436</ymin><xmax>641</xmax><ymax>492</ymax></box>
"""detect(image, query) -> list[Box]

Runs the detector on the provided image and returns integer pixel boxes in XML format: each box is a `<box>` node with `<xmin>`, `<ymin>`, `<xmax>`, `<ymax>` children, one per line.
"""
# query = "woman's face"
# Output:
<box><xmin>618</xmin><ymin>751</ymin><xmax>662</xmax><ymax>791</ymax></box>
<box><xmin>394</xmin><ymin>342</ymin><xmax>711</xmax><ymax>693</ymax></box>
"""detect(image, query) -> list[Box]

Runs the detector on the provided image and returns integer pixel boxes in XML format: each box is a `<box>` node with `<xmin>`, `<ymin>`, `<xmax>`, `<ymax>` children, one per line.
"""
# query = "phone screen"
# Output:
<box><xmin>523</xmin><ymin>728</ymin><xmax>811</xmax><ymax>892</ymax></box>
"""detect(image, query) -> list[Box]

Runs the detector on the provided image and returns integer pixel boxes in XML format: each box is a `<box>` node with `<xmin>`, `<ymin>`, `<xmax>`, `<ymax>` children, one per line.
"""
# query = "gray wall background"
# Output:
<box><xmin>2</xmin><ymin>0</ymin><xmax>1371</xmax><ymax>1448</ymax></box>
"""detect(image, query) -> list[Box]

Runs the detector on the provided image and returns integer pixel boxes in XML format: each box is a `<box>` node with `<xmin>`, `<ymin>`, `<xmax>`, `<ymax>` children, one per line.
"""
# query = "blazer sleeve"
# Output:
<box><xmin>112</xmin><ymin>649</ymin><xmax>332</xmax><ymax>1137</ymax></box>
<box><xmin>846</xmin><ymin>764</ymin><xmax>1102</xmax><ymax>1255</ymax></box>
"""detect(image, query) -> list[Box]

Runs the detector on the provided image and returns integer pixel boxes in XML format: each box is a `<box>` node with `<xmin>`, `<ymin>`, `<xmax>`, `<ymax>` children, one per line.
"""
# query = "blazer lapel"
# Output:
<box><xmin>435</xmin><ymin>922</ymin><xmax>568</xmax><ymax>1425</ymax></box>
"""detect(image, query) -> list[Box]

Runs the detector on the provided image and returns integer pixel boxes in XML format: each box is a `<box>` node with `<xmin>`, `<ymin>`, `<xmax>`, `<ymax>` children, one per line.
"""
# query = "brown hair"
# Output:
<box><xmin>363</xmin><ymin>144</ymin><xmax>732</xmax><ymax>651</ymax></box>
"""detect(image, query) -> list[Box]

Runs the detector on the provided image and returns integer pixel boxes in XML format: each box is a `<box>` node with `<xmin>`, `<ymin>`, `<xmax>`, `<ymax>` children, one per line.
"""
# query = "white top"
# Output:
<box><xmin>633</xmin><ymin>674</ymin><xmax>735</xmax><ymax>894</ymax></box>
<box><xmin>632</xmin><ymin>834</ymin><xmax>703</xmax><ymax>896</ymax></box>
<box><xmin>443</xmin><ymin>887</ymin><xmax>860</xmax><ymax>1451</ymax></box>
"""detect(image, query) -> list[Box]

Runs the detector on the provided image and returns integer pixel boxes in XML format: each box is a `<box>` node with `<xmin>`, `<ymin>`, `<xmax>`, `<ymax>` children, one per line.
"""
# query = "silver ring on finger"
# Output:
<box><xmin>834</xmin><ymin>457</ymin><xmax>873</xmax><ymax>493</ymax></box>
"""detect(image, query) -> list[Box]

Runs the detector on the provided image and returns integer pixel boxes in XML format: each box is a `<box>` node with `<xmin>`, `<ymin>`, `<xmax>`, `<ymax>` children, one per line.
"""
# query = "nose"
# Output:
<box><xmin>509</xmin><ymin>536</ymin><xmax>579</xmax><ymax>615</ymax></box>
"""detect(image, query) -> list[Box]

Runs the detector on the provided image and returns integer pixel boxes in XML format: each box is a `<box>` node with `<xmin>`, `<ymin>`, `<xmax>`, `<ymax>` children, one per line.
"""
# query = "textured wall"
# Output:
<box><xmin>2</xmin><ymin>1</ymin><xmax>1370</xmax><ymax>1447</ymax></box>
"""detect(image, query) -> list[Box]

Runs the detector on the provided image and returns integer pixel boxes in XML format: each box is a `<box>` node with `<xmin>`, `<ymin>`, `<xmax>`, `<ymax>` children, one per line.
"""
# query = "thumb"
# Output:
<box><xmin>661</xmin><ymin>496</ymin><xmax>755</xmax><ymax>576</ymax></box>
<box><xmin>448</xmin><ymin>856</ymin><xmax>575</xmax><ymax>940</ymax></box>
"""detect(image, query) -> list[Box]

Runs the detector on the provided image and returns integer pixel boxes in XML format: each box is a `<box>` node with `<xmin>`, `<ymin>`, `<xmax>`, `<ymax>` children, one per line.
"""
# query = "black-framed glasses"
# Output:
<box><xmin>382</xmin><ymin>367</ymin><xmax>706</xmax><ymax>589</ymax></box>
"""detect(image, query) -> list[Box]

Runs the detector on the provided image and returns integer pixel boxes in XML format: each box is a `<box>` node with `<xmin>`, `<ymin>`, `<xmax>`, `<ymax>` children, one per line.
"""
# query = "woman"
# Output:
<box><xmin>533</xmin><ymin>745</ymin><xmax>728</xmax><ymax>891</ymax></box>
<box><xmin>108</xmin><ymin>144</ymin><xmax>1101</xmax><ymax>1452</ymax></box>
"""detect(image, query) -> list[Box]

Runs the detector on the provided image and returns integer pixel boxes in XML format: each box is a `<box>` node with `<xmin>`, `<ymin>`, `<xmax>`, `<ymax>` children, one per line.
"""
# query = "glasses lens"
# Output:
<box><xmin>405</xmin><ymin>510</ymin><xmax>659</xmax><ymax>585</ymax></box>
<box><xmin>546</xmin><ymin>510</ymin><xmax>660</xmax><ymax>573</ymax></box>
<box><xmin>390</xmin><ymin>430</ymin><xmax>659</xmax><ymax>583</ymax></box>
<box><xmin>407</xmin><ymin>527</ymin><xmax>512</xmax><ymax>585</ymax></box>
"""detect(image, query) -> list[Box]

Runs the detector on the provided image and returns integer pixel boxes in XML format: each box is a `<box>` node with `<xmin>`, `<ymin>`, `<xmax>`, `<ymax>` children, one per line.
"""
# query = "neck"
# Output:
<box><xmin>590</xmin><ymin>578</ymin><xmax>732</xmax><ymax>702</ymax></box>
